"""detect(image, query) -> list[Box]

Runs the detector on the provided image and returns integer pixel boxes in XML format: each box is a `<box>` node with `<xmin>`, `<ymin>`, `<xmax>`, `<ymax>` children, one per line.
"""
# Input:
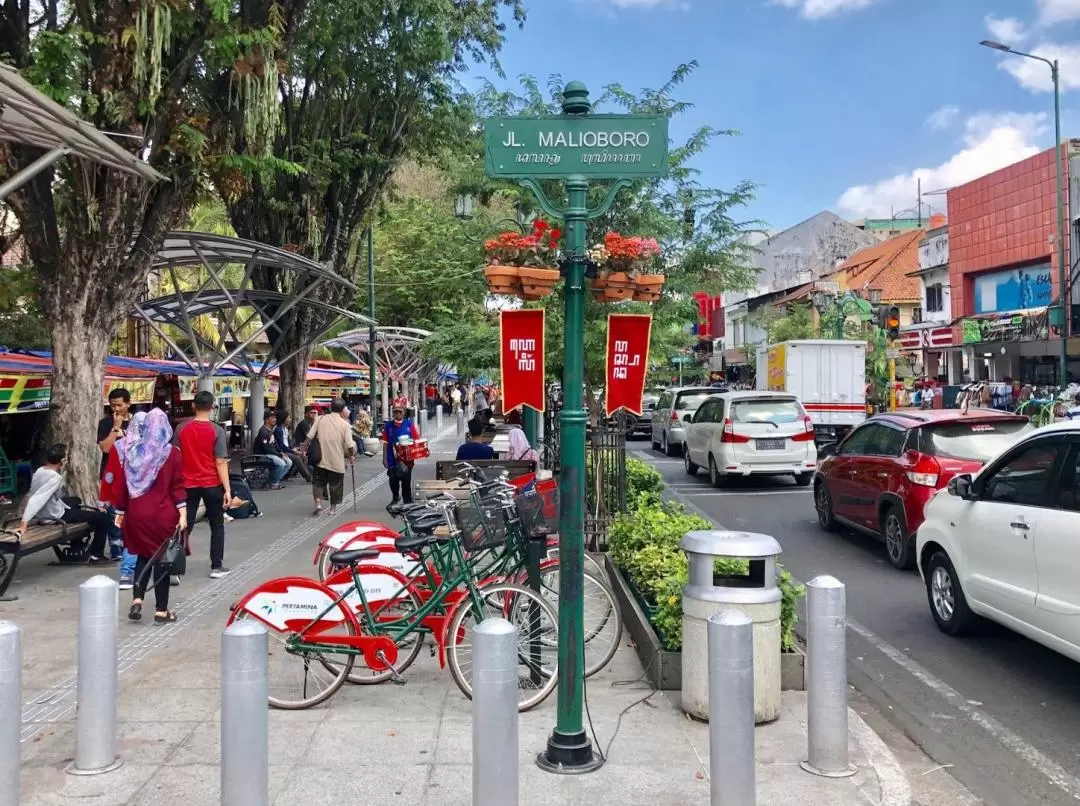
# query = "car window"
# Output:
<box><xmin>922</xmin><ymin>420</ymin><xmax>1034</xmax><ymax>462</ymax></box>
<box><xmin>980</xmin><ymin>440</ymin><xmax>1064</xmax><ymax>507</ymax></box>
<box><xmin>866</xmin><ymin>426</ymin><xmax>906</xmax><ymax>457</ymax></box>
<box><xmin>655</xmin><ymin>392</ymin><xmax>672</xmax><ymax>412</ymax></box>
<box><xmin>693</xmin><ymin>400</ymin><xmax>713</xmax><ymax>423</ymax></box>
<box><xmin>729</xmin><ymin>398</ymin><xmax>803</xmax><ymax>425</ymax></box>
<box><xmin>1054</xmin><ymin>445</ymin><xmax>1080</xmax><ymax>513</ymax></box>
<box><xmin>839</xmin><ymin>424</ymin><xmax>879</xmax><ymax>456</ymax></box>
<box><xmin>674</xmin><ymin>390</ymin><xmax>716</xmax><ymax>411</ymax></box>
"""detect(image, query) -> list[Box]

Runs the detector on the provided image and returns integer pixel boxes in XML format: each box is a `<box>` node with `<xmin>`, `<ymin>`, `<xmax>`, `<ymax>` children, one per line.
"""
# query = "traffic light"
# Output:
<box><xmin>886</xmin><ymin>306</ymin><xmax>900</xmax><ymax>340</ymax></box>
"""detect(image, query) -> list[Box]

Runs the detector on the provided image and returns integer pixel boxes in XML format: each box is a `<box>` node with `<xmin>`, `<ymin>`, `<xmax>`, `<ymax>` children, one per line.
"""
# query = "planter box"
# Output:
<box><xmin>607</xmin><ymin>555</ymin><xmax>807</xmax><ymax>692</ymax></box>
<box><xmin>606</xmin><ymin>555</ymin><xmax>681</xmax><ymax>691</ymax></box>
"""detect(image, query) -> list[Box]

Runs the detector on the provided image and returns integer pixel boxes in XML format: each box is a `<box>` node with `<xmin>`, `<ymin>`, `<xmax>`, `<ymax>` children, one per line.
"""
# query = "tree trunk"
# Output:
<box><xmin>46</xmin><ymin>297</ymin><xmax>110</xmax><ymax>502</ymax></box>
<box><xmin>276</xmin><ymin>347</ymin><xmax>313</xmax><ymax>423</ymax></box>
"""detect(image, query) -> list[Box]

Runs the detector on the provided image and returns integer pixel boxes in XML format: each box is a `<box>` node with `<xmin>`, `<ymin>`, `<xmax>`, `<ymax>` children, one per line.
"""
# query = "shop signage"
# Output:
<box><xmin>605</xmin><ymin>314</ymin><xmax>652</xmax><ymax>415</ymax></box>
<box><xmin>177</xmin><ymin>376</ymin><xmax>252</xmax><ymax>400</ymax></box>
<box><xmin>485</xmin><ymin>114</ymin><xmax>669</xmax><ymax>179</ymax></box>
<box><xmin>0</xmin><ymin>375</ymin><xmax>157</xmax><ymax>414</ymax></box>
<box><xmin>500</xmin><ymin>309</ymin><xmax>546</xmax><ymax>412</ymax></box>
<box><xmin>974</xmin><ymin>265</ymin><xmax>1052</xmax><ymax>314</ymax></box>
<box><xmin>962</xmin><ymin>310</ymin><xmax>1049</xmax><ymax>344</ymax></box>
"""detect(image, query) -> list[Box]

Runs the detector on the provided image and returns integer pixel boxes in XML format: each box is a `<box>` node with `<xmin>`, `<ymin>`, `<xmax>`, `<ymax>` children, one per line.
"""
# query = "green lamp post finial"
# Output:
<box><xmin>561</xmin><ymin>81</ymin><xmax>591</xmax><ymax>115</ymax></box>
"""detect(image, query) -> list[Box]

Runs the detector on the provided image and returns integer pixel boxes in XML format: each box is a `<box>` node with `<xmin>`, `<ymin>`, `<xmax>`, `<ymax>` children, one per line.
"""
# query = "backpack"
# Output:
<box><xmin>228</xmin><ymin>473</ymin><xmax>261</xmax><ymax>519</ymax></box>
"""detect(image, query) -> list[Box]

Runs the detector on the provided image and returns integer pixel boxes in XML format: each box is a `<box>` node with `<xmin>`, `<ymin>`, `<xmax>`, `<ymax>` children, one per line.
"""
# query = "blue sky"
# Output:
<box><xmin>467</xmin><ymin>0</ymin><xmax>1080</xmax><ymax>232</ymax></box>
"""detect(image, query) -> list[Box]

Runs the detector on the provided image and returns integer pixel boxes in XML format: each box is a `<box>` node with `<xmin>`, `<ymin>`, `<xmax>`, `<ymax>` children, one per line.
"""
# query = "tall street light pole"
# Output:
<box><xmin>981</xmin><ymin>40</ymin><xmax>1069</xmax><ymax>384</ymax></box>
<box><xmin>367</xmin><ymin>226</ymin><xmax>378</xmax><ymax>417</ymax></box>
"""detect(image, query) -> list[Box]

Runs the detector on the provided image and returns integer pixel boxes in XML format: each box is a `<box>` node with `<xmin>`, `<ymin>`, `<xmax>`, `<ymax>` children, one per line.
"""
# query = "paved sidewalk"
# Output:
<box><xmin>11</xmin><ymin>422</ymin><xmax>933</xmax><ymax>805</ymax></box>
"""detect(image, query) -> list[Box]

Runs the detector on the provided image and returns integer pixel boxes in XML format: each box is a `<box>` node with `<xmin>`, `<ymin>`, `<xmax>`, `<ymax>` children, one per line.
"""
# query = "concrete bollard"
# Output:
<box><xmin>0</xmin><ymin>621</ymin><xmax>21</xmax><ymax>805</ymax></box>
<box><xmin>436</xmin><ymin>404</ymin><xmax>444</xmax><ymax>431</ymax></box>
<box><xmin>67</xmin><ymin>576</ymin><xmax>122</xmax><ymax>775</ymax></box>
<box><xmin>472</xmin><ymin>618</ymin><xmax>519</xmax><ymax>806</ymax></box>
<box><xmin>708</xmin><ymin>610</ymin><xmax>755</xmax><ymax>806</ymax></box>
<box><xmin>456</xmin><ymin>409</ymin><xmax>465</xmax><ymax>437</ymax></box>
<box><xmin>221</xmin><ymin>620</ymin><xmax>269</xmax><ymax>806</ymax></box>
<box><xmin>801</xmin><ymin>575</ymin><xmax>856</xmax><ymax>778</ymax></box>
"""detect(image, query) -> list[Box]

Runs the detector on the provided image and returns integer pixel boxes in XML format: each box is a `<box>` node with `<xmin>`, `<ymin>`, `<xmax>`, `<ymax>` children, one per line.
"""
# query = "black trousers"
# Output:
<box><xmin>185</xmin><ymin>486</ymin><xmax>226</xmax><ymax>569</ymax></box>
<box><xmin>388</xmin><ymin>466</ymin><xmax>413</xmax><ymax>504</ymax></box>
<box><xmin>132</xmin><ymin>554</ymin><xmax>171</xmax><ymax>611</ymax></box>
<box><xmin>62</xmin><ymin>507</ymin><xmax>110</xmax><ymax>558</ymax></box>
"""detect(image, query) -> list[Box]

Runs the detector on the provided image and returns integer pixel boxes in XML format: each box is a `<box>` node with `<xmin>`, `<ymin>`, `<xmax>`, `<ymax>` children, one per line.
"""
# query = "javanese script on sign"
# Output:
<box><xmin>500</xmin><ymin>310</ymin><xmax>546</xmax><ymax>412</ymax></box>
<box><xmin>605</xmin><ymin>314</ymin><xmax>653</xmax><ymax>416</ymax></box>
<box><xmin>611</xmin><ymin>339</ymin><xmax>642</xmax><ymax>380</ymax></box>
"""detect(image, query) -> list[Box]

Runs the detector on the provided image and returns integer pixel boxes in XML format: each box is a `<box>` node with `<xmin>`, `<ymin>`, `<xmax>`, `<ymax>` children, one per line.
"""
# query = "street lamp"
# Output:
<box><xmin>981</xmin><ymin>39</ymin><xmax>1069</xmax><ymax>384</ymax></box>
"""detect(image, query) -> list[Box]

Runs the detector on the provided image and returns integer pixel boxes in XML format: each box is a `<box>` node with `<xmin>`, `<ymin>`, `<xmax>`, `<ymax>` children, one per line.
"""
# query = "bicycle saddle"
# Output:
<box><xmin>327</xmin><ymin>547</ymin><xmax>380</xmax><ymax>566</ymax></box>
<box><xmin>395</xmin><ymin>532</ymin><xmax>441</xmax><ymax>553</ymax></box>
<box><xmin>404</xmin><ymin>511</ymin><xmax>446</xmax><ymax>530</ymax></box>
<box><xmin>387</xmin><ymin>502</ymin><xmax>427</xmax><ymax>517</ymax></box>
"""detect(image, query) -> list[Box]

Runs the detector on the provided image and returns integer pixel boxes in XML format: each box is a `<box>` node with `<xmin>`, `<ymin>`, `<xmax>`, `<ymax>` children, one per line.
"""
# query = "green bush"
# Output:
<box><xmin>610</xmin><ymin>492</ymin><xmax>805</xmax><ymax>653</ymax></box>
<box><xmin>626</xmin><ymin>457</ymin><xmax>664</xmax><ymax>502</ymax></box>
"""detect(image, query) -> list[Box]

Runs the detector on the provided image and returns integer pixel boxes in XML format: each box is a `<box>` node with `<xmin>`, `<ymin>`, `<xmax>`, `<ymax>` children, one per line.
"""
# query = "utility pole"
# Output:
<box><xmin>367</xmin><ymin>226</ymin><xmax>377</xmax><ymax>417</ymax></box>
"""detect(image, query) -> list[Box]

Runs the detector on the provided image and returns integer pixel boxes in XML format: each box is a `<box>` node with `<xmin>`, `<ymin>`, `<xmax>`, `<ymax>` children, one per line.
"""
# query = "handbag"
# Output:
<box><xmin>307</xmin><ymin>435</ymin><xmax>322</xmax><ymax>466</ymax></box>
<box><xmin>158</xmin><ymin>528</ymin><xmax>187</xmax><ymax>577</ymax></box>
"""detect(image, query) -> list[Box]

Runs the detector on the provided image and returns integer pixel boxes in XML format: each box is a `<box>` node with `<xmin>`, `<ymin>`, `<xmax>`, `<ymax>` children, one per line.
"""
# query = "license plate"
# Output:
<box><xmin>756</xmin><ymin>439</ymin><xmax>785</xmax><ymax>451</ymax></box>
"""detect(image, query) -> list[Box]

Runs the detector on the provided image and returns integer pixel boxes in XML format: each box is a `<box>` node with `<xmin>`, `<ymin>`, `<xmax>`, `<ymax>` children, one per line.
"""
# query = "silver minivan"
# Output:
<box><xmin>650</xmin><ymin>386</ymin><xmax>719</xmax><ymax>456</ymax></box>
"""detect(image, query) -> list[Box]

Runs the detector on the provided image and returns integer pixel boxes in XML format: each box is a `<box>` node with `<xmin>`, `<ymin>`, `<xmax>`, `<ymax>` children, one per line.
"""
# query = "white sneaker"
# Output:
<box><xmin>170</xmin><ymin>575</ymin><xmax>181</xmax><ymax>586</ymax></box>
<box><xmin>210</xmin><ymin>567</ymin><xmax>232</xmax><ymax>579</ymax></box>
<box><xmin>118</xmin><ymin>576</ymin><xmax>133</xmax><ymax>591</ymax></box>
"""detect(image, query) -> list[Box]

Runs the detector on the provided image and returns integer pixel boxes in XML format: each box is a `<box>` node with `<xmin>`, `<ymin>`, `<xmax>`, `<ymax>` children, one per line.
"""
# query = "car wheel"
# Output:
<box><xmin>794</xmin><ymin>472</ymin><xmax>812</xmax><ymax>487</ymax></box>
<box><xmin>662</xmin><ymin>432</ymin><xmax>677</xmax><ymax>457</ymax></box>
<box><xmin>684</xmin><ymin>449</ymin><xmax>698</xmax><ymax>476</ymax></box>
<box><xmin>882</xmin><ymin>505</ymin><xmax>916</xmax><ymax>570</ymax></box>
<box><xmin>650</xmin><ymin>429</ymin><xmax>660</xmax><ymax>451</ymax></box>
<box><xmin>708</xmin><ymin>455</ymin><xmax>726</xmax><ymax>488</ymax></box>
<box><xmin>814</xmin><ymin>480</ymin><xmax>836</xmax><ymax>531</ymax></box>
<box><xmin>925</xmin><ymin>551</ymin><xmax>976</xmax><ymax>636</ymax></box>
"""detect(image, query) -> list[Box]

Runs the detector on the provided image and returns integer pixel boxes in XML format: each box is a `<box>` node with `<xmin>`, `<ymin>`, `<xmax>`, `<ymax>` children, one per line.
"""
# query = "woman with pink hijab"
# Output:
<box><xmin>507</xmin><ymin>427</ymin><xmax>538</xmax><ymax>463</ymax></box>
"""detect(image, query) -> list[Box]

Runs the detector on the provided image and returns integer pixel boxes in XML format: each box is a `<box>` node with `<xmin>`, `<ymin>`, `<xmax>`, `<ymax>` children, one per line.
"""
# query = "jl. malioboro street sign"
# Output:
<box><xmin>485</xmin><ymin>114</ymin><xmax>669</xmax><ymax>179</ymax></box>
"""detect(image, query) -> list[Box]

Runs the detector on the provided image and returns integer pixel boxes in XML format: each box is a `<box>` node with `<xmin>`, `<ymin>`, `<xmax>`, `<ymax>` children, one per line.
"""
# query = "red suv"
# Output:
<box><xmin>814</xmin><ymin>409</ymin><xmax>1032</xmax><ymax>570</ymax></box>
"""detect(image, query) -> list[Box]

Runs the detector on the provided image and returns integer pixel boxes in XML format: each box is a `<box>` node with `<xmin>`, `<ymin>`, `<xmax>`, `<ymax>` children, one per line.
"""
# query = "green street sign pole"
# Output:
<box><xmin>522</xmin><ymin>406</ymin><xmax>538</xmax><ymax>447</ymax></box>
<box><xmin>485</xmin><ymin>80</ymin><xmax>667</xmax><ymax>775</ymax></box>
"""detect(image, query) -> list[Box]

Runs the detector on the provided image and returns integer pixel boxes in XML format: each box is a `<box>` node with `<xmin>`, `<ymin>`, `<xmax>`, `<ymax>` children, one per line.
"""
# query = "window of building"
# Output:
<box><xmin>925</xmin><ymin>284</ymin><xmax>944</xmax><ymax>313</ymax></box>
<box><xmin>911</xmin><ymin>307</ymin><xmax>923</xmax><ymax>324</ymax></box>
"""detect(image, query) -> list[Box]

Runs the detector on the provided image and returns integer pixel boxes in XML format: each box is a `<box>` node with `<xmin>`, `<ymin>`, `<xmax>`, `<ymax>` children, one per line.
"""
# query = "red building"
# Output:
<box><xmin>946</xmin><ymin>145</ymin><xmax>1074</xmax><ymax>384</ymax></box>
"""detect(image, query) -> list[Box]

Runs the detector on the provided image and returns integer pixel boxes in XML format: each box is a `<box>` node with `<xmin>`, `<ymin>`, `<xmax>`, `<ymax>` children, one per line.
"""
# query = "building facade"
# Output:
<box><xmin>898</xmin><ymin>224</ymin><xmax>958</xmax><ymax>380</ymax></box>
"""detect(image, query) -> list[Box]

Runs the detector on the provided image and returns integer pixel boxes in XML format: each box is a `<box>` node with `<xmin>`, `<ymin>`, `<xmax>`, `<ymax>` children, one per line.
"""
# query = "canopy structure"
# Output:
<box><xmin>322</xmin><ymin>326</ymin><xmax>432</xmax><ymax>383</ymax></box>
<box><xmin>131</xmin><ymin>232</ymin><xmax>374</xmax><ymax>379</ymax></box>
<box><xmin>0</xmin><ymin>63</ymin><xmax>162</xmax><ymax>199</ymax></box>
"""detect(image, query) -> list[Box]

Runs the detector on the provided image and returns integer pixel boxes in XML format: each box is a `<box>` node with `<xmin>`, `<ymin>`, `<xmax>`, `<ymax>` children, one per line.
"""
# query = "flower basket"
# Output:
<box><xmin>484</xmin><ymin>265</ymin><xmax>521</xmax><ymax>296</ymax></box>
<box><xmin>591</xmin><ymin>275</ymin><xmax>610</xmax><ymax>302</ymax></box>
<box><xmin>604</xmin><ymin>272</ymin><xmax>636</xmax><ymax>301</ymax></box>
<box><xmin>633</xmin><ymin>273</ymin><xmax>665</xmax><ymax>302</ymax></box>
<box><xmin>518</xmin><ymin>267</ymin><xmax>560</xmax><ymax>300</ymax></box>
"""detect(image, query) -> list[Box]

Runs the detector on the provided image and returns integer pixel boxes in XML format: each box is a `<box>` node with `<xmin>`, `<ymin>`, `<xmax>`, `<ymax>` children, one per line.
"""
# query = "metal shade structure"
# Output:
<box><xmin>323</xmin><ymin>326</ymin><xmax>433</xmax><ymax>382</ymax></box>
<box><xmin>132</xmin><ymin>232</ymin><xmax>373</xmax><ymax>378</ymax></box>
<box><xmin>0</xmin><ymin>63</ymin><xmax>162</xmax><ymax>199</ymax></box>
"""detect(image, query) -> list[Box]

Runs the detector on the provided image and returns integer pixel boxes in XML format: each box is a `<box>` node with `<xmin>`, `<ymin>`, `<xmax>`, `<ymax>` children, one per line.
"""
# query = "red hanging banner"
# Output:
<box><xmin>605</xmin><ymin>313</ymin><xmax>653</xmax><ymax>416</ymax></box>
<box><xmin>500</xmin><ymin>309</ymin><xmax>546</xmax><ymax>412</ymax></box>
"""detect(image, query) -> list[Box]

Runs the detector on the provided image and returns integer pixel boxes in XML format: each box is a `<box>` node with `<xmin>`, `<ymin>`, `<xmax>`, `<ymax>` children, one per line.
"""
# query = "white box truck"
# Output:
<box><xmin>755</xmin><ymin>339</ymin><xmax>867</xmax><ymax>444</ymax></box>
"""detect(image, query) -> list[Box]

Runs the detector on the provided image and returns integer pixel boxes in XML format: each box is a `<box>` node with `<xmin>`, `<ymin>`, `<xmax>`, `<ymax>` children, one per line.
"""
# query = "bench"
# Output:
<box><xmin>0</xmin><ymin>520</ymin><xmax>92</xmax><ymax>601</ymax></box>
<box><xmin>434</xmin><ymin>459</ymin><xmax>536</xmax><ymax>482</ymax></box>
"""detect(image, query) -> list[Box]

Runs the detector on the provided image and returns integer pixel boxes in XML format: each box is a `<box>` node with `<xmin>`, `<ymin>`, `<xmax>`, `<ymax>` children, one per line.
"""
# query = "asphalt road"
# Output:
<box><xmin>630</xmin><ymin>445</ymin><xmax>1080</xmax><ymax>806</ymax></box>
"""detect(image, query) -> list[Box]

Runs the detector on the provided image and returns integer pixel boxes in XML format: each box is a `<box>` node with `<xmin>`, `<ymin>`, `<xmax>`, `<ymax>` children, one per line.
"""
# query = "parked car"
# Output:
<box><xmin>683</xmin><ymin>391</ymin><xmax>818</xmax><ymax>486</ymax></box>
<box><xmin>603</xmin><ymin>388</ymin><xmax>663</xmax><ymax>439</ymax></box>
<box><xmin>814</xmin><ymin>409</ymin><xmax>1033</xmax><ymax>570</ymax></box>
<box><xmin>915</xmin><ymin>421</ymin><xmax>1080</xmax><ymax>661</ymax></box>
<box><xmin>650</xmin><ymin>386</ymin><xmax>718</xmax><ymax>456</ymax></box>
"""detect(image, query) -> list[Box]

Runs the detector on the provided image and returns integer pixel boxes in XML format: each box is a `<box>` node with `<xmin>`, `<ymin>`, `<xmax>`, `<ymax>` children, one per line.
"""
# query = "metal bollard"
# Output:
<box><xmin>436</xmin><ymin>404</ymin><xmax>444</xmax><ymax>431</ymax></box>
<box><xmin>68</xmin><ymin>576</ymin><xmax>122</xmax><ymax>775</ymax></box>
<box><xmin>456</xmin><ymin>409</ymin><xmax>465</xmax><ymax>437</ymax></box>
<box><xmin>221</xmin><ymin>621</ymin><xmax>269</xmax><ymax>806</ymax></box>
<box><xmin>472</xmin><ymin>618</ymin><xmax>519</xmax><ymax>806</ymax></box>
<box><xmin>801</xmin><ymin>575</ymin><xmax>856</xmax><ymax>778</ymax></box>
<box><xmin>708</xmin><ymin>610</ymin><xmax>755</xmax><ymax>806</ymax></box>
<box><xmin>0</xmin><ymin>622</ymin><xmax>21</xmax><ymax>805</ymax></box>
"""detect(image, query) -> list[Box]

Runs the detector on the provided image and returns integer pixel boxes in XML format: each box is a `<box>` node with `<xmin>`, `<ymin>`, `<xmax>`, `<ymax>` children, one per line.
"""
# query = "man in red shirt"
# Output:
<box><xmin>174</xmin><ymin>390</ymin><xmax>232</xmax><ymax>578</ymax></box>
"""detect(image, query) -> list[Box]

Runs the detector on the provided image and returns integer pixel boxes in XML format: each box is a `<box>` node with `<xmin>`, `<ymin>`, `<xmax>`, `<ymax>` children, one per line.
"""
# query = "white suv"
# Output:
<box><xmin>916</xmin><ymin>421</ymin><xmax>1080</xmax><ymax>662</ymax></box>
<box><xmin>682</xmin><ymin>391</ymin><xmax>818</xmax><ymax>487</ymax></box>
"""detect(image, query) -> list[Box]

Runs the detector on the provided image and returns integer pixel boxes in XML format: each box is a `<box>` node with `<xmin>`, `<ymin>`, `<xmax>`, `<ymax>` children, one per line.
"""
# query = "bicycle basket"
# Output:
<box><xmin>454</xmin><ymin>498</ymin><xmax>507</xmax><ymax>552</ymax></box>
<box><xmin>515</xmin><ymin>486</ymin><xmax>559</xmax><ymax>539</ymax></box>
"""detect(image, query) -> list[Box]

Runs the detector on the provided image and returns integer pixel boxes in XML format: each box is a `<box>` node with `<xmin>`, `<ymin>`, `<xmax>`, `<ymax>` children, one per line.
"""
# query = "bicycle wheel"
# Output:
<box><xmin>445</xmin><ymin>582</ymin><xmax>559</xmax><ymax>712</ymax></box>
<box><xmin>545</xmin><ymin>546</ymin><xmax>606</xmax><ymax>579</ymax></box>
<box><xmin>535</xmin><ymin>566</ymin><xmax>621</xmax><ymax>677</ymax></box>
<box><xmin>231</xmin><ymin>596</ymin><xmax>355</xmax><ymax>710</ymax></box>
<box><xmin>331</xmin><ymin>580</ymin><xmax>426</xmax><ymax>685</ymax></box>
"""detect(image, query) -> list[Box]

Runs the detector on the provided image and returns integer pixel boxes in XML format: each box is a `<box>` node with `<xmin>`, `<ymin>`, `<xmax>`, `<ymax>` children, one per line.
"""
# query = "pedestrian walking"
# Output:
<box><xmin>382</xmin><ymin>397</ymin><xmax>419</xmax><ymax>511</ymax></box>
<box><xmin>174</xmin><ymin>390</ymin><xmax>232</xmax><ymax>580</ymax></box>
<box><xmin>306</xmin><ymin>398</ymin><xmax>356</xmax><ymax>516</ymax></box>
<box><xmin>97</xmin><ymin>388</ymin><xmax>136</xmax><ymax>587</ymax></box>
<box><xmin>106</xmin><ymin>409</ymin><xmax>187</xmax><ymax>625</ymax></box>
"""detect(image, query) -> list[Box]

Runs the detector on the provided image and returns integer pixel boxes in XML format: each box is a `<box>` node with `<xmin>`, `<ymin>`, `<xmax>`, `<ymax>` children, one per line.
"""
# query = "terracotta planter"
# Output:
<box><xmin>518</xmin><ymin>267</ymin><xmax>560</xmax><ymax>300</ymax></box>
<box><xmin>606</xmin><ymin>271</ymin><xmax>634</xmax><ymax>290</ymax></box>
<box><xmin>633</xmin><ymin>274</ymin><xmax>665</xmax><ymax>302</ymax></box>
<box><xmin>484</xmin><ymin>264</ymin><xmax>521</xmax><ymax>296</ymax></box>
<box><xmin>591</xmin><ymin>275</ymin><xmax>610</xmax><ymax>302</ymax></box>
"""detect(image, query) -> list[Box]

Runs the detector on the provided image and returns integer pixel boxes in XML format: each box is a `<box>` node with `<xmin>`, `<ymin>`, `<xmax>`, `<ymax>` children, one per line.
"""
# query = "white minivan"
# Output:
<box><xmin>682</xmin><ymin>391</ymin><xmax>818</xmax><ymax>486</ymax></box>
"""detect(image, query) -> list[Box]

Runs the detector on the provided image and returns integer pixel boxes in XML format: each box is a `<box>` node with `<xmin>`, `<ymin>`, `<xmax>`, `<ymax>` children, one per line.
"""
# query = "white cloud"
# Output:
<box><xmin>1037</xmin><ymin>0</ymin><xmax>1080</xmax><ymax>24</ymax></box>
<box><xmin>925</xmin><ymin>105</ymin><xmax>960</xmax><ymax>131</ymax></box>
<box><xmin>998</xmin><ymin>41</ymin><xmax>1080</xmax><ymax>92</ymax></box>
<box><xmin>771</xmin><ymin>0</ymin><xmax>880</xmax><ymax>19</ymax></box>
<box><xmin>984</xmin><ymin>15</ymin><xmax>1027</xmax><ymax>45</ymax></box>
<box><xmin>837</xmin><ymin>112</ymin><xmax>1048</xmax><ymax>218</ymax></box>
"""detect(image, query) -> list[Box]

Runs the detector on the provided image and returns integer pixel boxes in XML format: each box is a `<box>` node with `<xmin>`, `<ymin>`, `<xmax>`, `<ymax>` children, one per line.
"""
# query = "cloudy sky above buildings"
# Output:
<box><xmin>475</xmin><ymin>0</ymin><xmax>1080</xmax><ymax>230</ymax></box>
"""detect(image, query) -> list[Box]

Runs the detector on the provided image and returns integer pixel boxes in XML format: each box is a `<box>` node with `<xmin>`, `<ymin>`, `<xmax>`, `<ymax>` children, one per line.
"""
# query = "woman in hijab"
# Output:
<box><xmin>507</xmin><ymin>427</ymin><xmax>539</xmax><ymax>464</ymax></box>
<box><xmin>105</xmin><ymin>409</ymin><xmax>187</xmax><ymax>624</ymax></box>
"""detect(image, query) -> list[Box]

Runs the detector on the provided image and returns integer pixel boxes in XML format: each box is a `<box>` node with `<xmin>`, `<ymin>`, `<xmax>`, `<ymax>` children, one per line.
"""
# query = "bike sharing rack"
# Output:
<box><xmin>128</xmin><ymin>232</ymin><xmax>376</xmax><ymax>441</ymax></box>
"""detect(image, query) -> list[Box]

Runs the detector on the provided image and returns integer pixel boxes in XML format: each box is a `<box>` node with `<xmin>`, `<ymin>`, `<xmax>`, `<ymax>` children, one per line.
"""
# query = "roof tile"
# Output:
<box><xmin>834</xmin><ymin>231</ymin><xmax>922</xmax><ymax>302</ymax></box>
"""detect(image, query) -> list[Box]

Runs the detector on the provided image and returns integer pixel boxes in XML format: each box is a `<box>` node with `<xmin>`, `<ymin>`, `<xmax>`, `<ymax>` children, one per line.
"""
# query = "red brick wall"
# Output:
<box><xmin>946</xmin><ymin>145</ymin><xmax>1069</xmax><ymax>320</ymax></box>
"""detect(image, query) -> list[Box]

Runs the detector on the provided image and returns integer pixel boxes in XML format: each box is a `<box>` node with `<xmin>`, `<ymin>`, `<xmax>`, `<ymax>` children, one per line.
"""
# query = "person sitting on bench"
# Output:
<box><xmin>455</xmin><ymin>418</ymin><xmax>495</xmax><ymax>461</ymax></box>
<box><xmin>16</xmin><ymin>443</ymin><xmax>114</xmax><ymax>565</ymax></box>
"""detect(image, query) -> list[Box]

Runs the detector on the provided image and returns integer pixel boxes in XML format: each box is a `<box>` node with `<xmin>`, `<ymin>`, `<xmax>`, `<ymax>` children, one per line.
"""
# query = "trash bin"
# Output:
<box><xmin>680</xmin><ymin>530</ymin><xmax>782</xmax><ymax>724</ymax></box>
